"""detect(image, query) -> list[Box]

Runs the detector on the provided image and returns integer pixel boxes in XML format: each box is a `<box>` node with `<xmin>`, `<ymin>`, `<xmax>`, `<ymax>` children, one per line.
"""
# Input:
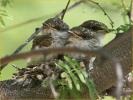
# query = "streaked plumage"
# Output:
<box><xmin>66</xmin><ymin>20</ymin><xmax>109</xmax><ymax>70</ymax></box>
<box><xmin>32</xmin><ymin>17</ymin><xmax>69</xmax><ymax>49</ymax></box>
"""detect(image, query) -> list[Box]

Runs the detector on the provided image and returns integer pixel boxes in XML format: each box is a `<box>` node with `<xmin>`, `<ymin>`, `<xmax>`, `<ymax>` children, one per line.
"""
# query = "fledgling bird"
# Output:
<box><xmin>66</xmin><ymin>20</ymin><xmax>109</xmax><ymax>71</ymax></box>
<box><xmin>30</xmin><ymin>17</ymin><xmax>70</xmax><ymax>64</ymax></box>
<box><xmin>32</xmin><ymin>17</ymin><xmax>69</xmax><ymax>49</ymax></box>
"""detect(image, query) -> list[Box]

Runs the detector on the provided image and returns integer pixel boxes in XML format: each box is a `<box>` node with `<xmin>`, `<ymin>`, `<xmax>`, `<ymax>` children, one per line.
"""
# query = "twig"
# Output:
<box><xmin>121</xmin><ymin>0</ymin><xmax>132</xmax><ymax>25</ymax></box>
<box><xmin>56</xmin><ymin>0</ymin><xmax>83</xmax><ymax>18</ymax></box>
<box><xmin>49</xmin><ymin>77</ymin><xmax>59</xmax><ymax>98</ymax></box>
<box><xmin>121</xmin><ymin>0</ymin><xmax>128</xmax><ymax>13</ymax></box>
<box><xmin>130</xmin><ymin>0</ymin><xmax>133</xmax><ymax>22</ymax></box>
<box><xmin>130</xmin><ymin>1</ymin><xmax>133</xmax><ymax>99</ymax></box>
<box><xmin>0</xmin><ymin>47</ymin><xmax>98</xmax><ymax>67</ymax></box>
<box><xmin>84</xmin><ymin>0</ymin><xmax>114</xmax><ymax>28</ymax></box>
<box><xmin>12</xmin><ymin>27</ymin><xmax>43</xmax><ymax>54</ymax></box>
<box><xmin>11</xmin><ymin>64</ymin><xmax>21</xmax><ymax>70</ymax></box>
<box><xmin>120</xmin><ymin>0</ymin><xmax>129</xmax><ymax>24</ymax></box>
<box><xmin>0</xmin><ymin>15</ymin><xmax>47</xmax><ymax>33</ymax></box>
<box><xmin>61</xmin><ymin>0</ymin><xmax>71</xmax><ymax>20</ymax></box>
<box><xmin>115</xmin><ymin>59</ymin><xmax>124</xmax><ymax>100</ymax></box>
<box><xmin>0</xmin><ymin>27</ymin><xmax>44</xmax><ymax>70</ymax></box>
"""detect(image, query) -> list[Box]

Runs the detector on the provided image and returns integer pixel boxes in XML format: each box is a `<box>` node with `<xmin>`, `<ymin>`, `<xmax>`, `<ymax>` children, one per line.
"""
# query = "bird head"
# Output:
<box><xmin>42</xmin><ymin>17</ymin><xmax>69</xmax><ymax>34</ymax></box>
<box><xmin>80</xmin><ymin>20</ymin><xmax>109</xmax><ymax>34</ymax></box>
<box><xmin>79</xmin><ymin>20</ymin><xmax>110</xmax><ymax>43</ymax></box>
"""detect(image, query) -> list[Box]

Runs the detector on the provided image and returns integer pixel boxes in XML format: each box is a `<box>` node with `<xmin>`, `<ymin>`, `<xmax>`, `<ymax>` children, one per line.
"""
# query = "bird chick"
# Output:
<box><xmin>66</xmin><ymin>26</ymin><xmax>100</xmax><ymax>63</ymax></box>
<box><xmin>32</xmin><ymin>17</ymin><xmax>69</xmax><ymax>49</ymax></box>
<box><xmin>42</xmin><ymin>17</ymin><xmax>70</xmax><ymax>48</ymax></box>
<box><xmin>80</xmin><ymin>20</ymin><xmax>109</xmax><ymax>47</ymax></box>
<box><xmin>31</xmin><ymin>17</ymin><xmax>70</xmax><ymax>64</ymax></box>
<box><xmin>66</xmin><ymin>20</ymin><xmax>109</xmax><ymax>71</ymax></box>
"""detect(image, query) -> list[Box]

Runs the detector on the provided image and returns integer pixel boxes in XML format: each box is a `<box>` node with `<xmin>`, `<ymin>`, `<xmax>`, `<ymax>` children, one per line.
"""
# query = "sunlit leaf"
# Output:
<box><xmin>64</xmin><ymin>56</ymin><xmax>86</xmax><ymax>84</ymax></box>
<box><xmin>86</xmin><ymin>79</ymin><xmax>97</xmax><ymax>100</ymax></box>
<box><xmin>56</xmin><ymin>59</ymin><xmax>81</xmax><ymax>91</ymax></box>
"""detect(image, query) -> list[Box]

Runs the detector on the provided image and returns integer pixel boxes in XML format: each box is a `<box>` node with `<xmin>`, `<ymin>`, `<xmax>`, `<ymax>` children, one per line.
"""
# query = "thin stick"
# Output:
<box><xmin>11</xmin><ymin>64</ymin><xmax>21</xmax><ymax>70</ymax></box>
<box><xmin>130</xmin><ymin>0</ymin><xmax>133</xmax><ymax>22</ymax></box>
<box><xmin>121</xmin><ymin>0</ymin><xmax>132</xmax><ymax>25</ymax></box>
<box><xmin>0</xmin><ymin>27</ymin><xmax>43</xmax><ymax>70</ymax></box>
<box><xmin>130</xmin><ymin>1</ymin><xmax>133</xmax><ymax>99</ymax></box>
<box><xmin>121</xmin><ymin>0</ymin><xmax>128</xmax><ymax>12</ymax></box>
<box><xmin>0</xmin><ymin>47</ymin><xmax>97</xmax><ymax>67</ymax></box>
<box><xmin>0</xmin><ymin>15</ymin><xmax>46</xmax><ymax>33</ymax></box>
<box><xmin>12</xmin><ymin>27</ymin><xmax>43</xmax><ymax>54</ymax></box>
<box><xmin>84</xmin><ymin>0</ymin><xmax>114</xmax><ymax>28</ymax></box>
<box><xmin>61</xmin><ymin>0</ymin><xmax>71</xmax><ymax>20</ymax></box>
<box><xmin>115</xmin><ymin>59</ymin><xmax>124</xmax><ymax>100</ymax></box>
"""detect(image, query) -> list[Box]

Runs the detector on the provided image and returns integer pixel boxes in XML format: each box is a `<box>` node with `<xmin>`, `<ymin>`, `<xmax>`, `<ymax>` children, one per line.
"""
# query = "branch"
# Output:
<box><xmin>131</xmin><ymin>0</ymin><xmax>133</xmax><ymax>22</ymax></box>
<box><xmin>0</xmin><ymin>47</ymin><xmax>97</xmax><ymax>67</ymax></box>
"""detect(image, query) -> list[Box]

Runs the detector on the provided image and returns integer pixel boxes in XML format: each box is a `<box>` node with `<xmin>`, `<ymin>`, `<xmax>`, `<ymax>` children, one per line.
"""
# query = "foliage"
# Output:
<box><xmin>0</xmin><ymin>0</ymin><xmax>12</xmax><ymax>7</ymax></box>
<box><xmin>0</xmin><ymin>9</ymin><xmax>7</xmax><ymax>26</ymax></box>
<box><xmin>0</xmin><ymin>0</ymin><xmax>12</xmax><ymax>26</ymax></box>
<box><xmin>116</xmin><ymin>24</ymin><xmax>131</xmax><ymax>33</ymax></box>
<box><xmin>55</xmin><ymin>56</ymin><xmax>97</xmax><ymax>99</ymax></box>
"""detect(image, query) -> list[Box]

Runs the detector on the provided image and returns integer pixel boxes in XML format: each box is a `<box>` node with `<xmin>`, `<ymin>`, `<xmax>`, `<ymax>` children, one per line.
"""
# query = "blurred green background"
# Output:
<box><xmin>0</xmin><ymin>0</ymin><xmax>131</xmax><ymax>81</ymax></box>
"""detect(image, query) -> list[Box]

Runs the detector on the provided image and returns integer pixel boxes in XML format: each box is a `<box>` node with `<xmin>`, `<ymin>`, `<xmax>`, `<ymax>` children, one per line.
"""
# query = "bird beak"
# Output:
<box><xmin>68</xmin><ymin>30</ymin><xmax>73</xmax><ymax>33</ymax></box>
<box><xmin>97</xmin><ymin>30</ymin><xmax>109</xmax><ymax>35</ymax></box>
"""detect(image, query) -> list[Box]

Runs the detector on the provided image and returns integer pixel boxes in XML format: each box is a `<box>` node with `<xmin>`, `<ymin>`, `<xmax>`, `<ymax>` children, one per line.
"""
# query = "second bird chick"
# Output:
<box><xmin>66</xmin><ymin>20</ymin><xmax>109</xmax><ymax>71</ymax></box>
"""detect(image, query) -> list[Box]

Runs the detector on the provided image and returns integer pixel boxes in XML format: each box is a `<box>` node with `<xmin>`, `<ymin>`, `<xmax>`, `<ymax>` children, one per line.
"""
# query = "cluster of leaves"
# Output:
<box><xmin>54</xmin><ymin>56</ymin><xmax>97</xmax><ymax>100</ymax></box>
<box><xmin>108</xmin><ymin>23</ymin><xmax>131</xmax><ymax>35</ymax></box>
<box><xmin>115</xmin><ymin>0</ymin><xmax>132</xmax><ymax>33</ymax></box>
<box><xmin>116</xmin><ymin>24</ymin><xmax>131</xmax><ymax>33</ymax></box>
<box><xmin>0</xmin><ymin>0</ymin><xmax>12</xmax><ymax>26</ymax></box>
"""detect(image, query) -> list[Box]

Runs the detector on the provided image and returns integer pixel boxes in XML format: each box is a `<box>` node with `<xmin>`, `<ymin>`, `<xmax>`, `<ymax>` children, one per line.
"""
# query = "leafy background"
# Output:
<box><xmin>0</xmin><ymin>0</ymin><xmax>130</xmax><ymax>82</ymax></box>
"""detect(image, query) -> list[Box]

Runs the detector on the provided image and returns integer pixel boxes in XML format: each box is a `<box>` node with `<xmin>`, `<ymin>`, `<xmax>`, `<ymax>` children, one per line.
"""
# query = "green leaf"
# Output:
<box><xmin>56</xmin><ymin>60</ymin><xmax>81</xmax><ymax>91</ymax></box>
<box><xmin>63</xmin><ymin>65</ymin><xmax>80</xmax><ymax>91</ymax></box>
<box><xmin>0</xmin><ymin>16</ymin><xmax>5</xmax><ymax>26</ymax></box>
<box><xmin>64</xmin><ymin>56</ymin><xmax>86</xmax><ymax>84</ymax></box>
<box><xmin>85</xmin><ymin>78</ymin><xmax>97</xmax><ymax>100</ymax></box>
<box><xmin>56</xmin><ymin>56</ymin><xmax>97</xmax><ymax>99</ymax></box>
<box><xmin>65</xmin><ymin>73</ymin><xmax>73</xmax><ymax>89</ymax></box>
